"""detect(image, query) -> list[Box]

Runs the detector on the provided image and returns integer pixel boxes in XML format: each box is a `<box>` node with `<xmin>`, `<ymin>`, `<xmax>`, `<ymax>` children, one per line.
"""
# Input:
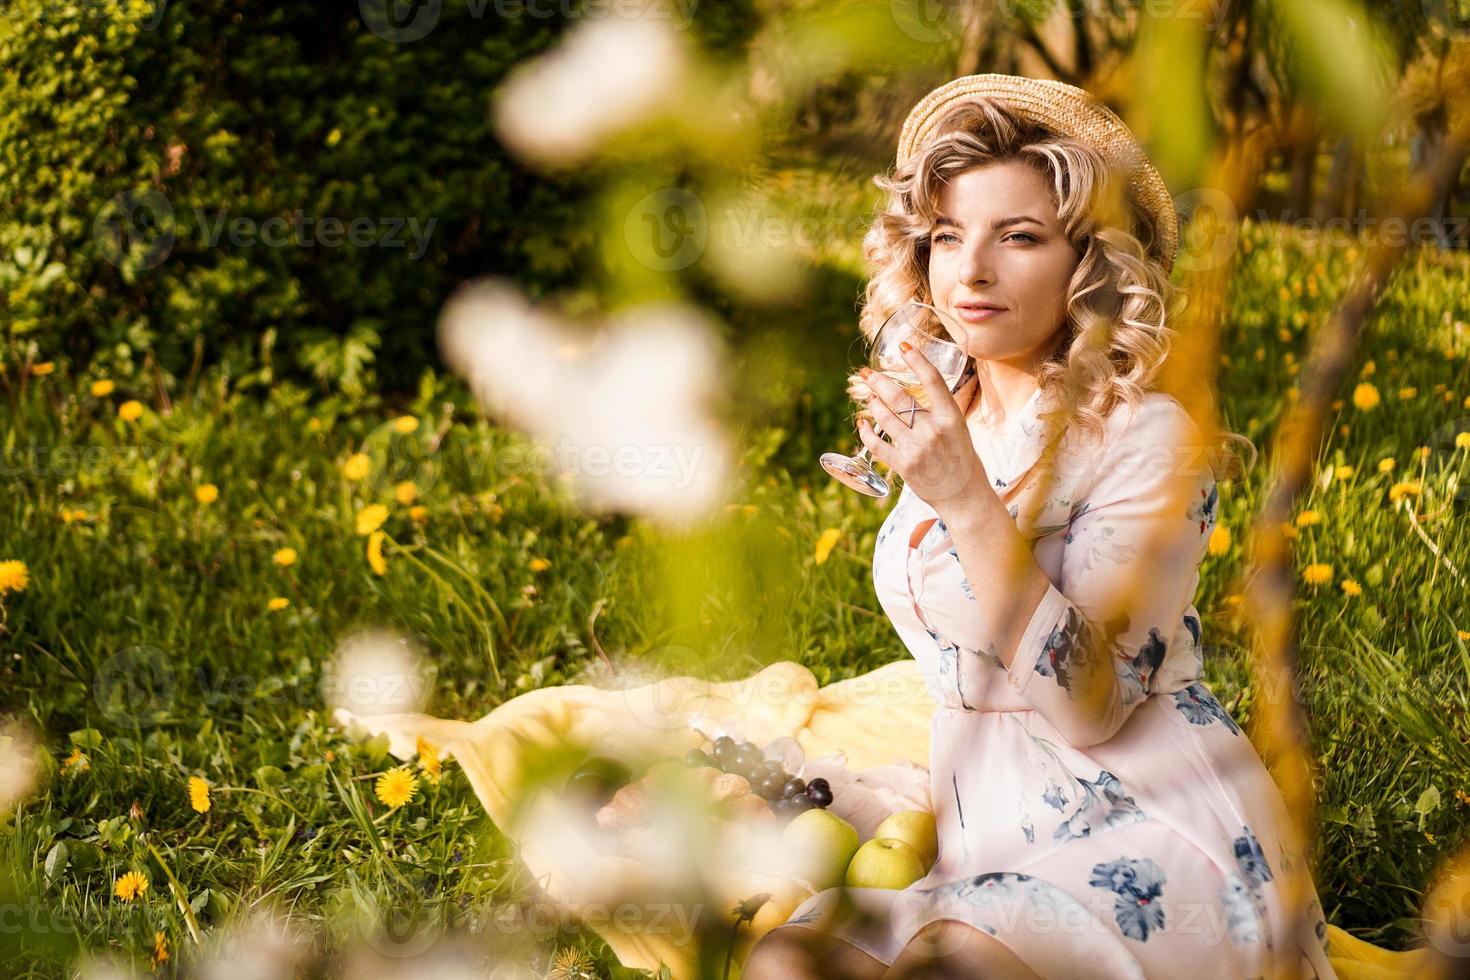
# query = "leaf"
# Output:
<box><xmin>1415</xmin><ymin>786</ymin><xmax>1441</xmax><ymax>831</ymax></box>
<box><xmin>43</xmin><ymin>842</ymin><xmax>68</xmax><ymax>884</ymax></box>
<box><xmin>254</xmin><ymin>764</ymin><xmax>286</xmax><ymax>788</ymax></box>
<box><xmin>68</xmin><ymin>728</ymin><xmax>102</xmax><ymax>749</ymax></box>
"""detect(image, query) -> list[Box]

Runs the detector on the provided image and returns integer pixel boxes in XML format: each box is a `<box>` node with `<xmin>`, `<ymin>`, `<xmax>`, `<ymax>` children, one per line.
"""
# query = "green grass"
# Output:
<box><xmin>3</xmin><ymin>216</ymin><xmax>1470</xmax><ymax>976</ymax></box>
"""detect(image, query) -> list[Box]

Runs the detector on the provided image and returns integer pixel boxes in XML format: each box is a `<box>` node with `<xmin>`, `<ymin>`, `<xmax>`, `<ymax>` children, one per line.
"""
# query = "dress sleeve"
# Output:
<box><xmin>1004</xmin><ymin>396</ymin><xmax>1218</xmax><ymax>748</ymax></box>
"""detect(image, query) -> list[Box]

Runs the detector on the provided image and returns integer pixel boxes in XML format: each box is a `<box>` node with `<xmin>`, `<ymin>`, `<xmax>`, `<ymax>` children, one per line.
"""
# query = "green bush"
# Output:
<box><xmin>0</xmin><ymin>0</ymin><xmax>756</xmax><ymax>394</ymax></box>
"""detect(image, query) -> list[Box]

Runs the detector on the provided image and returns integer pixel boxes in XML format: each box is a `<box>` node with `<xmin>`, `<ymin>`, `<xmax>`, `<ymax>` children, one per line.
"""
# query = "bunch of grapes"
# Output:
<box><xmin>686</xmin><ymin>735</ymin><xmax>833</xmax><ymax>820</ymax></box>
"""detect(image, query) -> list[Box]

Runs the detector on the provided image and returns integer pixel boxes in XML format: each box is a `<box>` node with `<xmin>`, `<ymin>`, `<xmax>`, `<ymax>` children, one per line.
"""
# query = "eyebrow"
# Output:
<box><xmin>933</xmin><ymin>214</ymin><xmax>1047</xmax><ymax>230</ymax></box>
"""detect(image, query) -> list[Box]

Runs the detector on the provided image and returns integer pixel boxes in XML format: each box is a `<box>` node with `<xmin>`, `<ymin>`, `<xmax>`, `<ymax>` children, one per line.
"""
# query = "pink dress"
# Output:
<box><xmin>774</xmin><ymin>386</ymin><xmax>1337</xmax><ymax>979</ymax></box>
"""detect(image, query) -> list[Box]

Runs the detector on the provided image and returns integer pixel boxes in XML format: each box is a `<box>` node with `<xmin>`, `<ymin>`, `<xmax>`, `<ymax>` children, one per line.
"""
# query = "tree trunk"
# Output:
<box><xmin>1312</xmin><ymin>134</ymin><xmax>1356</xmax><ymax>223</ymax></box>
<box><xmin>1286</xmin><ymin>134</ymin><xmax>1317</xmax><ymax>221</ymax></box>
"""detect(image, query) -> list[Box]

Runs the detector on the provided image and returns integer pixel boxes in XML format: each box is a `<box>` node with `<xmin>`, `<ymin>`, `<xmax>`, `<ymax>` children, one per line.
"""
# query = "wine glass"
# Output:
<box><xmin>820</xmin><ymin>302</ymin><xmax>975</xmax><ymax>497</ymax></box>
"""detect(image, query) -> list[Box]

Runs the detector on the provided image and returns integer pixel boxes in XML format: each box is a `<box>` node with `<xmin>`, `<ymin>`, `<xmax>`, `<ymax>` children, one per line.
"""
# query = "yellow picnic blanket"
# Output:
<box><xmin>333</xmin><ymin>658</ymin><xmax>1434</xmax><ymax>979</ymax></box>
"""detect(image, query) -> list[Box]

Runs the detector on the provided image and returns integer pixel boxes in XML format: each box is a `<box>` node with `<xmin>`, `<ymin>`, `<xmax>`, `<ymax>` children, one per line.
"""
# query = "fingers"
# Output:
<box><xmin>900</xmin><ymin>345</ymin><xmax>958</xmax><ymax>420</ymax></box>
<box><xmin>865</xmin><ymin>389</ymin><xmax>911</xmax><ymax>432</ymax></box>
<box><xmin>861</xmin><ymin>368</ymin><xmax>906</xmax><ymax>406</ymax></box>
<box><xmin>856</xmin><ymin>417</ymin><xmax>891</xmax><ymax>466</ymax></box>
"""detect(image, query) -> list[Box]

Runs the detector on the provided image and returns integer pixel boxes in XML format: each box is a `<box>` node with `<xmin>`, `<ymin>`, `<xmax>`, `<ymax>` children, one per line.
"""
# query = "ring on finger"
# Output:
<box><xmin>899</xmin><ymin>394</ymin><xmax>928</xmax><ymax>428</ymax></box>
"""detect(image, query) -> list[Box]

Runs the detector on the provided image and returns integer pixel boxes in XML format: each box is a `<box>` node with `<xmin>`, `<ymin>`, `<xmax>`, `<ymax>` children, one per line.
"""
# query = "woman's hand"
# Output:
<box><xmin>857</xmin><ymin>343</ymin><xmax>987</xmax><ymax>514</ymax></box>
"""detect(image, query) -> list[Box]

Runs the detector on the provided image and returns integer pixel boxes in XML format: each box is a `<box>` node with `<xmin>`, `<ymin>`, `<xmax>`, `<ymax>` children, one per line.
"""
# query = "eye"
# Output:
<box><xmin>932</xmin><ymin>231</ymin><xmax>960</xmax><ymax>245</ymax></box>
<box><xmin>1004</xmin><ymin>232</ymin><xmax>1038</xmax><ymax>244</ymax></box>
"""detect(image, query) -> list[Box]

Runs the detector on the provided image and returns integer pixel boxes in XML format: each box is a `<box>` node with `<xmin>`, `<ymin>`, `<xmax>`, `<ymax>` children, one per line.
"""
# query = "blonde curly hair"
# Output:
<box><xmin>855</xmin><ymin>97</ymin><xmax>1253</xmax><ymax>483</ymax></box>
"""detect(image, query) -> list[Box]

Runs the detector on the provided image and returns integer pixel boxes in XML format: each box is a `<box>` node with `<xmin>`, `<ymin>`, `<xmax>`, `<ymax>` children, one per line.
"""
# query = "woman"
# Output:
<box><xmin>744</xmin><ymin>75</ymin><xmax>1336</xmax><ymax>980</ymax></box>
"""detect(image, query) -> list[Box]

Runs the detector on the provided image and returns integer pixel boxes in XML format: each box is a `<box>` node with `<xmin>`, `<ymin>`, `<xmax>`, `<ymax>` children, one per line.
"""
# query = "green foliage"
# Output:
<box><xmin>0</xmin><ymin>0</ymin><xmax>615</xmax><ymax>393</ymax></box>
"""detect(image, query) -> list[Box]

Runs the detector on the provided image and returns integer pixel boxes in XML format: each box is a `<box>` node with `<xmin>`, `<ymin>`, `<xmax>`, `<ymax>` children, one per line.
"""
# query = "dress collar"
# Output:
<box><xmin>966</xmin><ymin>384</ymin><xmax>1054</xmax><ymax>492</ymax></box>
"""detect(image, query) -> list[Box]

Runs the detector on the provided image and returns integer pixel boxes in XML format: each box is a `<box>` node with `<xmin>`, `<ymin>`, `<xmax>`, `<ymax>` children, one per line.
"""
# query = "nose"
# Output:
<box><xmin>956</xmin><ymin>240</ymin><xmax>996</xmax><ymax>288</ymax></box>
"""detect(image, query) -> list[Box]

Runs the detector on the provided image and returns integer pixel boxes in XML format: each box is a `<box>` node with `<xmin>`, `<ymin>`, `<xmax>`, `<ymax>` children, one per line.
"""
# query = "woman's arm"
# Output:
<box><xmin>937</xmin><ymin>397</ymin><xmax>1217</xmax><ymax>748</ymax></box>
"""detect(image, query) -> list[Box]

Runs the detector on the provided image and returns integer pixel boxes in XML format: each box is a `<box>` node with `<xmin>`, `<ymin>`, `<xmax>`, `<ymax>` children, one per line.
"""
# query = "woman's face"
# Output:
<box><xmin>926</xmin><ymin>160</ymin><xmax>1082</xmax><ymax>370</ymax></box>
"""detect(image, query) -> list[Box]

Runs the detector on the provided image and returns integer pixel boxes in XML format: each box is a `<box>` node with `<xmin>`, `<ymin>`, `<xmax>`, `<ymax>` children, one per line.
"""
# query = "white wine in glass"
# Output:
<box><xmin>820</xmin><ymin>302</ymin><xmax>975</xmax><ymax>497</ymax></box>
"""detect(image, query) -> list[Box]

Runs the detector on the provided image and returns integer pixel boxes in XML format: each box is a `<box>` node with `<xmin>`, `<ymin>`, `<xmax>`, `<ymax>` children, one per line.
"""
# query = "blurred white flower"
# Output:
<box><xmin>194</xmin><ymin>909</ymin><xmax>310</xmax><ymax>980</ymax></box>
<box><xmin>493</xmin><ymin>14</ymin><xmax>687</xmax><ymax>166</ymax></box>
<box><xmin>0</xmin><ymin>719</ymin><xmax>40</xmax><ymax>812</ymax></box>
<box><xmin>438</xmin><ymin>279</ymin><xmax>731</xmax><ymax>526</ymax></box>
<box><xmin>74</xmin><ymin>953</ymin><xmax>145</xmax><ymax>980</ymax></box>
<box><xmin>340</xmin><ymin>936</ymin><xmax>534</xmax><ymax>980</ymax></box>
<box><xmin>322</xmin><ymin>629</ymin><xmax>429</xmax><ymax>718</ymax></box>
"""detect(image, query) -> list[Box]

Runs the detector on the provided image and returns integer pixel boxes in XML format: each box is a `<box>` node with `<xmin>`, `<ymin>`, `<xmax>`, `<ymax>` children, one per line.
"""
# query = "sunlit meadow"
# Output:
<box><xmin>3</xmin><ymin>210</ymin><xmax>1470</xmax><ymax>975</ymax></box>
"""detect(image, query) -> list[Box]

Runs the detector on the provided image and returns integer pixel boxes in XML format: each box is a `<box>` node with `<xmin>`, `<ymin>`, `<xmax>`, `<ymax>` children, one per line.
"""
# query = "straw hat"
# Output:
<box><xmin>897</xmin><ymin>73</ymin><xmax>1179</xmax><ymax>274</ymax></box>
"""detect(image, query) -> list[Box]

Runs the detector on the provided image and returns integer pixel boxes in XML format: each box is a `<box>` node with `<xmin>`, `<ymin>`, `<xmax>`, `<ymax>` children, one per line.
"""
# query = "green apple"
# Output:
<box><xmin>873</xmin><ymin>810</ymin><xmax>938</xmax><ymax>870</ymax></box>
<box><xmin>781</xmin><ymin>808</ymin><xmax>860</xmax><ymax>891</ymax></box>
<box><xmin>845</xmin><ymin>837</ymin><xmax>925</xmax><ymax>890</ymax></box>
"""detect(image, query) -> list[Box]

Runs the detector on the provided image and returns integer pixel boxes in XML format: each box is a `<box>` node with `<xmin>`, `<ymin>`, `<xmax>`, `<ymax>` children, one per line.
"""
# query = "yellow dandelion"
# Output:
<box><xmin>529</xmin><ymin>557</ymin><xmax>551</xmax><ymax>573</ymax></box>
<box><xmin>356</xmin><ymin>504</ymin><xmax>389</xmax><ymax>536</ymax></box>
<box><xmin>194</xmin><ymin>484</ymin><xmax>219</xmax><ymax>505</ymax></box>
<box><xmin>1455</xmin><ymin>433</ymin><xmax>1470</xmax><ymax>450</ymax></box>
<box><xmin>393</xmin><ymin>416</ymin><xmax>420</xmax><ymax>434</ymax></box>
<box><xmin>1331</xmin><ymin>399</ymin><xmax>1343</xmax><ymax>411</ymax></box>
<box><xmin>409</xmin><ymin>505</ymin><xmax>428</xmax><ymax>523</ymax></box>
<box><xmin>1340</xmin><ymin>579</ymin><xmax>1362</xmax><ymax>597</ymax></box>
<box><xmin>1361</xmin><ymin>359</ymin><xmax>1375</xmax><ymax>376</ymax></box>
<box><xmin>1334</xmin><ymin>465</ymin><xmax>1355</xmax><ymax>480</ymax></box>
<box><xmin>151</xmin><ymin>930</ymin><xmax>169</xmax><ymax>971</ymax></box>
<box><xmin>118</xmin><ymin>400</ymin><xmax>144</xmax><ymax>422</ymax></box>
<box><xmin>375</xmin><ymin>767</ymin><xmax>417</xmax><ymax>808</ymax></box>
<box><xmin>272</xmin><ymin>547</ymin><xmax>297</xmax><ymax>567</ymax></box>
<box><xmin>1280</xmin><ymin>523</ymin><xmax>1299</xmax><ymax>540</ymax></box>
<box><xmin>1419</xmin><ymin>446</ymin><xmax>1430</xmax><ymax>460</ymax></box>
<box><xmin>62</xmin><ymin>747</ymin><xmax>89</xmax><ymax>774</ymax></box>
<box><xmin>1377</xmin><ymin>457</ymin><xmax>1395</xmax><ymax>474</ymax></box>
<box><xmin>1339</xmin><ymin>425</ymin><xmax>1351</xmax><ymax>437</ymax></box>
<box><xmin>342</xmin><ymin>453</ymin><xmax>371</xmax><ymax>481</ymax></box>
<box><xmin>1389</xmin><ymin>482</ymin><xmax>1421</xmax><ymax>505</ymax></box>
<box><xmin>60</xmin><ymin>508</ymin><xmax>91</xmax><ymax>524</ymax></box>
<box><xmin>548</xmin><ymin>946</ymin><xmax>596</xmax><ymax>980</ymax></box>
<box><xmin>1458</xmin><ymin>630</ymin><xmax>1470</xmax><ymax>642</ymax></box>
<box><xmin>1303</xmin><ymin>563</ymin><xmax>1333</xmax><ymax>586</ymax></box>
<box><xmin>1207</xmin><ymin>525</ymin><xmax>1231</xmax><ymax>556</ymax></box>
<box><xmin>31</xmin><ymin>361</ymin><xmax>56</xmax><ymax>376</ymax></box>
<box><xmin>367</xmin><ymin>530</ymin><xmax>387</xmax><ymax>576</ymax></box>
<box><xmin>814</xmin><ymin>528</ymin><xmax>842</xmax><ymax>565</ymax></box>
<box><xmin>1294</xmin><ymin>510</ymin><xmax>1321</xmax><ymax>527</ymax></box>
<box><xmin>1351</xmin><ymin>383</ymin><xmax>1380</xmax><ymax>411</ymax></box>
<box><xmin>416</xmin><ymin>735</ymin><xmax>442</xmax><ymax>781</ymax></box>
<box><xmin>1398</xmin><ymin>386</ymin><xmax>1417</xmax><ymax>400</ymax></box>
<box><xmin>0</xmin><ymin>560</ymin><xmax>29</xmax><ymax>595</ymax></box>
<box><xmin>188</xmin><ymin>776</ymin><xmax>211</xmax><ymax>813</ymax></box>
<box><xmin>307</xmin><ymin>418</ymin><xmax>323</xmax><ymax>433</ymax></box>
<box><xmin>267</xmin><ymin>597</ymin><xmax>290</xmax><ymax>612</ymax></box>
<box><xmin>395</xmin><ymin>481</ymin><xmax>417</xmax><ymax>505</ymax></box>
<box><xmin>1463</xmin><ymin>395</ymin><xmax>1470</xmax><ymax>409</ymax></box>
<box><xmin>113</xmin><ymin>870</ymin><xmax>149</xmax><ymax>901</ymax></box>
<box><xmin>1224</xmin><ymin>594</ymin><xmax>1244</xmax><ymax>607</ymax></box>
<box><xmin>91</xmin><ymin>379</ymin><xmax>116</xmax><ymax>397</ymax></box>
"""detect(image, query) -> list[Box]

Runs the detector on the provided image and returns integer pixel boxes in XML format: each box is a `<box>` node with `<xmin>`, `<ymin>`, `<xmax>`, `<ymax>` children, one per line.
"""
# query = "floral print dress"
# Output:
<box><xmin>776</xmin><ymin>387</ymin><xmax>1337</xmax><ymax>979</ymax></box>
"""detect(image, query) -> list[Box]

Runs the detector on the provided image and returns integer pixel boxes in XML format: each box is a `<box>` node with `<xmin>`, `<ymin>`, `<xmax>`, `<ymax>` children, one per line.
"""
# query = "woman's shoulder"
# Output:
<box><xmin>1081</xmin><ymin>391</ymin><xmax>1214</xmax><ymax>491</ymax></box>
<box><xmin>1101</xmin><ymin>390</ymin><xmax>1206</xmax><ymax>452</ymax></box>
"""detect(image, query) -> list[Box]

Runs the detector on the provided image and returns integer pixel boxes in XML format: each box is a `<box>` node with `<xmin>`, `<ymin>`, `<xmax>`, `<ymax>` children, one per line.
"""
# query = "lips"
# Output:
<box><xmin>956</xmin><ymin>302</ymin><xmax>1005</xmax><ymax>312</ymax></box>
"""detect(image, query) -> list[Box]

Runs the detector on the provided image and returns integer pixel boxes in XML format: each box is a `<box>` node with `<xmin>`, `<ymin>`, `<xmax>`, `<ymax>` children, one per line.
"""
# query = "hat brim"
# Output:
<box><xmin>897</xmin><ymin>74</ymin><xmax>1178</xmax><ymax>274</ymax></box>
